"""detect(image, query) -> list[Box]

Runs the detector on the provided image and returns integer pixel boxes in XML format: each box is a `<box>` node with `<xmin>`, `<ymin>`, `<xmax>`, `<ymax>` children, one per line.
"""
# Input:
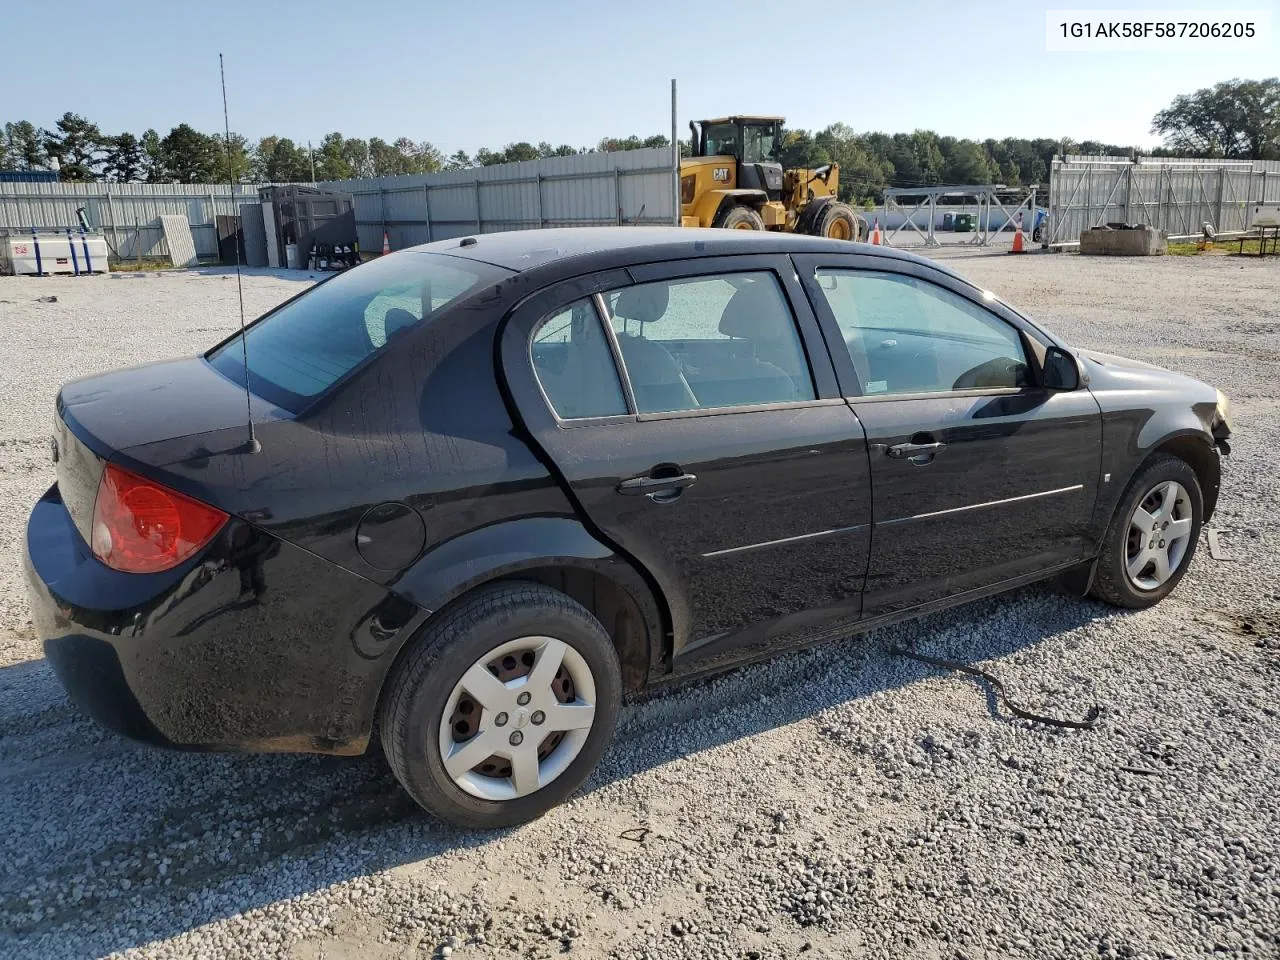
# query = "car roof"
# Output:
<box><xmin>405</xmin><ymin>227</ymin><xmax>963</xmax><ymax>280</ymax></box>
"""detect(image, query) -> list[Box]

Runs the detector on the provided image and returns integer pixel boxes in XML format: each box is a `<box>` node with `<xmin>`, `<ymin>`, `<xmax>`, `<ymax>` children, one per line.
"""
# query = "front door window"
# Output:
<box><xmin>814</xmin><ymin>269</ymin><xmax>1030</xmax><ymax>396</ymax></box>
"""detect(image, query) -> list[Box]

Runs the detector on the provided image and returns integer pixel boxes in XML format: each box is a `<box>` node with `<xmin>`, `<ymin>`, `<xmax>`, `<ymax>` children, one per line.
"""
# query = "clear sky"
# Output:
<box><xmin>5</xmin><ymin>0</ymin><xmax>1276</xmax><ymax>152</ymax></box>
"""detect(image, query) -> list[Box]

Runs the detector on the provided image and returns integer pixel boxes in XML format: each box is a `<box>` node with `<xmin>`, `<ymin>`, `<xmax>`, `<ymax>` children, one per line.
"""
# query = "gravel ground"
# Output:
<box><xmin>0</xmin><ymin>249</ymin><xmax>1277</xmax><ymax>960</ymax></box>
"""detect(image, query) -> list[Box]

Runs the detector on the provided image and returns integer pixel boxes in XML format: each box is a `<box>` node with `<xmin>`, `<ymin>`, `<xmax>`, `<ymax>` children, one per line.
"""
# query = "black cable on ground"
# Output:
<box><xmin>891</xmin><ymin>646</ymin><xmax>1101</xmax><ymax>730</ymax></box>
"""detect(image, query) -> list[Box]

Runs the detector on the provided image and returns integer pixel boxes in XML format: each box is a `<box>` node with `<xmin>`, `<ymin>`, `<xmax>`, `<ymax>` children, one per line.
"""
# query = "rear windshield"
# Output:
<box><xmin>208</xmin><ymin>252</ymin><xmax>506</xmax><ymax>412</ymax></box>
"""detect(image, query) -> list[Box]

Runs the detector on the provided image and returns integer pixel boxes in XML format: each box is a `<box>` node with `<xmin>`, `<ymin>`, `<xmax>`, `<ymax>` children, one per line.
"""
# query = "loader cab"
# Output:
<box><xmin>693</xmin><ymin>116</ymin><xmax>785</xmax><ymax>200</ymax></box>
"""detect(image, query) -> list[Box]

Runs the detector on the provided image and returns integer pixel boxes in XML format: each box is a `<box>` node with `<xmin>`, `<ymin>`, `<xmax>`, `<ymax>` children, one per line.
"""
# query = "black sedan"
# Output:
<box><xmin>26</xmin><ymin>228</ymin><xmax>1231</xmax><ymax>828</ymax></box>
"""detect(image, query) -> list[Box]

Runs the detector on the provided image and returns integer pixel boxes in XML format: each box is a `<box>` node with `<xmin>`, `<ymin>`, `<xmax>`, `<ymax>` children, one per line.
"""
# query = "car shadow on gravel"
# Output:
<box><xmin>0</xmin><ymin>583</ymin><xmax>1113</xmax><ymax>959</ymax></box>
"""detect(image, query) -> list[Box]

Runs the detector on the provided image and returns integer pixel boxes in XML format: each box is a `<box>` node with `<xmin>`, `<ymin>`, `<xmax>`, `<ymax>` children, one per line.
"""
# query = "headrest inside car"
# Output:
<box><xmin>719</xmin><ymin>280</ymin><xmax>784</xmax><ymax>340</ymax></box>
<box><xmin>383</xmin><ymin>307</ymin><xmax>419</xmax><ymax>339</ymax></box>
<box><xmin>612</xmin><ymin>284</ymin><xmax>669</xmax><ymax>325</ymax></box>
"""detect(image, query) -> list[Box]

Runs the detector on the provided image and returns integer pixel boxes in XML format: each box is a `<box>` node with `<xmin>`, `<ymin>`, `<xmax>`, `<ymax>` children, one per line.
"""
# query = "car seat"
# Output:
<box><xmin>535</xmin><ymin>302</ymin><xmax>628</xmax><ymax>418</ymax></box>
<box><xmin>611</xmin><ymin>284</ymin><xmax>699</xmax><ymax>412</ymax></box>
<box><xmin>697</xmin><ymin>281</ymin><xmax>804</xmax><ymax>406</ymax></box>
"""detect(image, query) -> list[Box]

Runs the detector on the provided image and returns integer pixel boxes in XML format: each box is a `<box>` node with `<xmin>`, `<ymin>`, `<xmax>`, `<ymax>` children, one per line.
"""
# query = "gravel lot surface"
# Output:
<box><xmin>0</xmin><ymin>249</ymin><xmax>1277</xmax><ymax>960</ymax></box>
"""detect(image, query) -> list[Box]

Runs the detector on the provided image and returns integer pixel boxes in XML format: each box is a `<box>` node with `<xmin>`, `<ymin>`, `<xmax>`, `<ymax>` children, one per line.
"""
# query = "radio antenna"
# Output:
<box><xmin>220</xmin><ymin>53</ymin><xmax>260</xmax><ymax>454</ymax></box>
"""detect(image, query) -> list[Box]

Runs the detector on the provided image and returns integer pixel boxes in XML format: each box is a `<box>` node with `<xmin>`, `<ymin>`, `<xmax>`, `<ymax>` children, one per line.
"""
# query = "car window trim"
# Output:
<box><xmin>848</xmin><ymin>386</ymin><xmax>1027</xmax><ymax>405</ymax></box>
<box><xmin>636</xmin><ymin>396</ymin><xmax>848</xmax><ymax>422</ymax></box>
<box><xmin>791</xmin><ymin>253</ymin><xmax>1051</xmax><ymax>399</ymax></box>
<box><xmin>592</xmin><ymin>293</ymin><xmax>639</xmax><ymax>415</ymax></box>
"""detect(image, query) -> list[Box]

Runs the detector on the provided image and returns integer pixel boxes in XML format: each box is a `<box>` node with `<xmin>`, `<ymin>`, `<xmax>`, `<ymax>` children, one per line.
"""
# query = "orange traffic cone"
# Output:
<box><xmin>869</xmin><ymin>217</ymin><xmax>882</xmax><ymax>245</ymax></box>
<box><xmin>1009</xmin><ymin>213</ymin><xmax>1027</xmax><ymax>254</ymax></box>
<box><xmin>382</xmin><ymin>232</ymin><xmax>391</xmax><ymax>255</ymax></box>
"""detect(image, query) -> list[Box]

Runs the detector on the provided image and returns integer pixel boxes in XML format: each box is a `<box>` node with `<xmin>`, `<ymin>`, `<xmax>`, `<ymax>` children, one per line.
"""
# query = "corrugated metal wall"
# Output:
<box><xmin>318</xmin><ymin>147</ymin><xmax>678</xmax><ymax>253</ymax></box>
<box><xmin>0</xmin><ymin>147</ymin><xmax>679</xmax><ymax>265</ymax></box>
<box><xmin>1046</xmin><ymin>158</ymin><xmax>1280</xmax><ymax>246</ymax></box>
<box><xmin>0</xmin><ymin>182</ymin><xmax>267</xmax><ymax>261</ymax></box>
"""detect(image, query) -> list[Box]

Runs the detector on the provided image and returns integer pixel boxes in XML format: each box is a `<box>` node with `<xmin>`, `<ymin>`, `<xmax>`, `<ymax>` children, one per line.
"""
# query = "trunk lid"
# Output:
<box><xmin>59</xmin><ymin>356</ymin><xmax>287</xmax><ymax>450</ymax></box>
<box><xmin>54</xmin><ymin>357</ymin><xmax>289</xmax><ymax>542</ymax></box>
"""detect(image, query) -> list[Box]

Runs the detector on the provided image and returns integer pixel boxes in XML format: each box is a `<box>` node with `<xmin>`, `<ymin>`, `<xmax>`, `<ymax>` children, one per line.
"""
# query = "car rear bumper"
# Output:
<box><xmin>25</xmin><ymin>484</ymin><xmax>422</xmax><ymax>755</ymax></box>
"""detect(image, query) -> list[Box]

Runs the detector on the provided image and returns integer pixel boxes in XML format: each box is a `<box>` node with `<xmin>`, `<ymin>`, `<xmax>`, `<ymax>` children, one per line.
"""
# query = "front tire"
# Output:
<box><xmin>379</xmin><ymin>582</ymin><xmax>621</xmax><ymax>829</ymax></box>
<box><xmin>815</xmin><ymin>202</ymin><xmax>859</xmax><ymax>241</ymax></box>
<box><xmin>714</xmin><ymin>205</ymin><xmax>765</xmax><ymax>230</ymax></box>
<box><xmin>1089</xmin><ymin>455</ymin><xmax>1203</xmax><ymax>609</ymax></box>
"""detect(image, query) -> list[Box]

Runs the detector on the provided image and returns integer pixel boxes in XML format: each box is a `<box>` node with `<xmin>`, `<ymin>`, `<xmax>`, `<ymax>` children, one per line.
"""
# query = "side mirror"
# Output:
<box><xmin>1043</xmin><ymin>345</ymin><xmax>1081</xmax><ymax>390</ymax></box>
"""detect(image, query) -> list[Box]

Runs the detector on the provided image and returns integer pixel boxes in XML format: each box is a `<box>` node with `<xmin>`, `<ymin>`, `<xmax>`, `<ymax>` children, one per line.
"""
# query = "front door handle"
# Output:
<box><xmin>617</xmin><ymin>472</ymin><xmax>697</xmax><ymax>498</ymax></box>
<box><xmin>886</xmin><ymin>441</ymin><xmax>945</xmax><ymax>463</ymax></box>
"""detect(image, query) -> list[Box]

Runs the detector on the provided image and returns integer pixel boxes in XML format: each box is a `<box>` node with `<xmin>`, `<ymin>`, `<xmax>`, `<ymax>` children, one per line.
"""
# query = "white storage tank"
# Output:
<box><xmin>1</xmin><ymin>232</ymin><xmax>109</xmax><ymax>275</ymax></box>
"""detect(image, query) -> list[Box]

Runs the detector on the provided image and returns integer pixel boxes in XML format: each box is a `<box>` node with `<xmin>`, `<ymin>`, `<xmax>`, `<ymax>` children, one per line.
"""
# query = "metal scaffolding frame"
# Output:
<box><xmin>882</xmin><ymin>185</ymin><xmax>1037</xmax><ymax>246</ymax></box>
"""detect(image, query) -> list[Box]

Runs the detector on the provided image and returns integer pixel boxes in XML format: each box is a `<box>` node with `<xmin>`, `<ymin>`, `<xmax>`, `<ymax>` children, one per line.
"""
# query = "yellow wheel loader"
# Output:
<box><xmin>679</xmin><ymin>116</ymin><xmax>866</xmax><ymax>241</ymax></box>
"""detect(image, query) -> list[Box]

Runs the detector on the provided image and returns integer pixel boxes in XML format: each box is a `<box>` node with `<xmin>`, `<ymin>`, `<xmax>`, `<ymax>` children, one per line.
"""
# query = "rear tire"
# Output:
<box><xmin>379</xmin><ymin>581</ymin><xmax>621</xmax><ymax>829</ymax></box>
<box><xmin>714</xmin><ymin>205</ymin><xmax>765</xmax><ymax>231</ymax></box>
<box><xmin>815</xmin><ymin>202</ymin><xmax>859</xmax><ymax>241</ymax></box>
<box><xmin>1089</xmin><ymin>455</ymin><xmax>1203</xmax><ymax>609</ymax></box>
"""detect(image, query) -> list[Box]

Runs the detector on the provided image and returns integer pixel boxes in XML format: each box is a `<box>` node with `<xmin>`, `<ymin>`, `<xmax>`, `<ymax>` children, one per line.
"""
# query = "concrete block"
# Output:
<box><xmin>1079</xmin><ymin>224</ymin><xmax>1167</xmax><ymax>256</ymax></box>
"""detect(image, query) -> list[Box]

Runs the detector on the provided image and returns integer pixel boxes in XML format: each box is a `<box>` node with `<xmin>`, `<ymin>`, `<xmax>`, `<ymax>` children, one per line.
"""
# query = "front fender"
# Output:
<box><xmin>1092</xmin><ymin>390</ymin><xmax>1221</xmax><ymax>533</ymax></box>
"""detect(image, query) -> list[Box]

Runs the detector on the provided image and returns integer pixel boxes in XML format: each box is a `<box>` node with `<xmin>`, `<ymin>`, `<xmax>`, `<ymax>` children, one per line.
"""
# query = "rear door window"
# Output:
<box><xmin>208</xmin><ymin>253</ymin><xmax>505</xmax><ymax>412</ymax></box>
<box><xmin>530</xmin><ymin>299</ymin><xmax>628</xmax><ymax>419</ymax></box>
<box><xmin>601</xmin><ymin>272</ymin><xmax>815</xmax><ymax>414</ymax></box>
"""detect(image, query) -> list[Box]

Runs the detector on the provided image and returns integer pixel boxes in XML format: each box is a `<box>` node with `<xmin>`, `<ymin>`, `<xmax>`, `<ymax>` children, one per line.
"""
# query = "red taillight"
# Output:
<box><xmin>91</xmin><ymin>463</ymin><xmax>228</xmax><ymax>573</ymax></box>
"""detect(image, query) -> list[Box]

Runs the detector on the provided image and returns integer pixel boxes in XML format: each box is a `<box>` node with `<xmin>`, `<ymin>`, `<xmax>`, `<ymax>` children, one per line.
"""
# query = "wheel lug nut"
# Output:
<box><xmin>509</xmin><ymin>730</ymin><xmax>524</xmax><ymax>746</ymax></box>
<box><xmin>495</xmin><ymin>712</ymin><xmax>508</xmax><ymax>727</ymax></box>
<box><xmin>531</xmin><ymin>710</ymin><xmax>545</xmax><ymax>725</ymax></box>
<box><xmin>517</xmin><ymin>692</ymin><xmax>531</xmax><ymax>706</ymax></box>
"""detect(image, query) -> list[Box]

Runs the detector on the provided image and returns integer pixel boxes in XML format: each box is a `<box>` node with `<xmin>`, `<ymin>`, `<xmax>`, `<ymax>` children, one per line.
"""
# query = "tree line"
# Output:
<box><xmin>4</xmin><ymin>78</ymin><xmax>1275</xmax><ymax>203</ymax></box>
<box><xmin>0</xmin><ymin>117</ymin><xmax>668</xmax><ymax>186</ymax></box>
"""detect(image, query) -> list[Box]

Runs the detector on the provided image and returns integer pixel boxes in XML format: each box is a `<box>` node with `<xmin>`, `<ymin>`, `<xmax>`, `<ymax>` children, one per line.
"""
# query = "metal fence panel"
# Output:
<box><xmin>1047</xmin><ymin>157</ymin><xmax>1280</xmax><ymax>245</ymax></box>
<box><xmin>318</xmin><ymin>147</ymin><xmax>678</xmax><ymax>252</ymax></box>
<box><xmin>0</xmin><ymin>147</ymin><xmax>683</xmax><ymax>263</ymax></box>
<box><xmin>0</xmin><ymin>181</ymin><xmax>271</xmax><ymax>261</ymax></box>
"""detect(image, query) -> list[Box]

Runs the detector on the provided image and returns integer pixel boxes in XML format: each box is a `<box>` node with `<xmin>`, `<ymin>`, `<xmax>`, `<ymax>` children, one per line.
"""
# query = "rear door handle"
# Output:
<box><xmin>885</xmin><ymin>441</ymin><xmax>945</xmax><ymax>462</ymax></box>
<box><xmin>617</xmin><ymin>473</ymin><xmax>698</xmax><ymax>497</ymax></box>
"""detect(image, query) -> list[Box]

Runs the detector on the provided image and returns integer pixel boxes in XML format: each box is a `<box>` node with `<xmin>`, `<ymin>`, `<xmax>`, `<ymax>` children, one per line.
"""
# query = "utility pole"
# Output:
<box><xmin>309</xmin><ymin>140</ymin><xmax>316</xmax><ymax>182</ymax></box>
<box><xmin>671</xmin><ymin>79</ymin><xmax>680</xmax><ymax>226</ymax></box>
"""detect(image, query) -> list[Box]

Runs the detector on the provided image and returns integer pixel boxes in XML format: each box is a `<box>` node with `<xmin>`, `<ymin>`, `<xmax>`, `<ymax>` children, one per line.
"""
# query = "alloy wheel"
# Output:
<box><xmin>1125</xmin><ymin>480</ymin><xmax>1194</xmax><ymax>590</ymax></box>
<box><xmin>440</xmin><ymin>636</ymin><xmax>597</xmax><ymax>801</ymax></box>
